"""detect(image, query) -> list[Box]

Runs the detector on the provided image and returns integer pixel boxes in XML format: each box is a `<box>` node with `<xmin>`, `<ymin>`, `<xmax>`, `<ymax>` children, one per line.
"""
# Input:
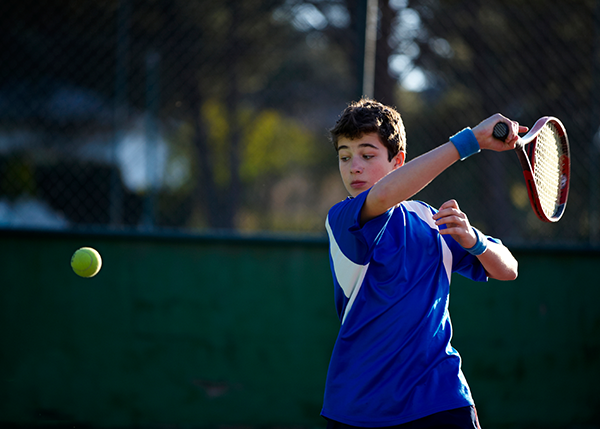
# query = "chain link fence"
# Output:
<box><xmin>1</xmin><ymin>0</ymin><xmax>598</xmax><ymax>247</ymax></box>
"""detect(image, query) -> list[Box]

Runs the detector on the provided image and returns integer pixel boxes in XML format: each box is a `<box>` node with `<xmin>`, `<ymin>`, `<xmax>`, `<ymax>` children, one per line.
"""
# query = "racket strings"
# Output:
<box><xmin>533</xmin><ymin>123</ymin><xmax>563</xmax><ymax>218</ymax></box>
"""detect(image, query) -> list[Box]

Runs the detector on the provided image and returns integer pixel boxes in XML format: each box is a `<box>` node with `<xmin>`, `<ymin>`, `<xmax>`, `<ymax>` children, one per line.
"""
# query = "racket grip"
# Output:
<box><xmin>492</xmin><ymin>122</ymin><xmax>509</xmax><ymax>142</ymax></box>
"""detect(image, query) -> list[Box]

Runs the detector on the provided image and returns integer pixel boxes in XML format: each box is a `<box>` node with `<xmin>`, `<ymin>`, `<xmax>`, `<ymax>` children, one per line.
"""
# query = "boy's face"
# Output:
<box><xmin>337</xmin><ymin>132</ymin><xmax>404</xmax><ymax>197</ymax></box>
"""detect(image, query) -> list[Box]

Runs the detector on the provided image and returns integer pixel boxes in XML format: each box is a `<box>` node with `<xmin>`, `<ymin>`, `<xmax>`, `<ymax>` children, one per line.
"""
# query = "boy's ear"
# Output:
<box><xmin>393</xmin><ymin>151</ymin><xmax>406</xmax><ymax>168</ymax></box>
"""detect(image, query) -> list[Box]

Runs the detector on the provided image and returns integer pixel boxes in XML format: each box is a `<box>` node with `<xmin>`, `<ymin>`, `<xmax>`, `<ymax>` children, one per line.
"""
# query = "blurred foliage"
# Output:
<box><xmin>241</xmin><ymin>108</ymin><xmax>317</xmax><ymax>182</ymax></box>
<box><xmin>394</xmin><ymin>0</ymin><xmax>598</xmax><ymax>245</ymax></box>
<box><xmin>0</xmin><ymin>0</ymin><xmax>598</xmax><ymax>245</ymax></box>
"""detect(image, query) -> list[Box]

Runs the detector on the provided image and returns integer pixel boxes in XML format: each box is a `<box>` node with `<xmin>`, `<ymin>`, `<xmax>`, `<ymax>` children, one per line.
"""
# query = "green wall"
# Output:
<box><xmin>1</xmin><ymin>230</ymin><xmax>599</xmax><ymax>428</ymax></box>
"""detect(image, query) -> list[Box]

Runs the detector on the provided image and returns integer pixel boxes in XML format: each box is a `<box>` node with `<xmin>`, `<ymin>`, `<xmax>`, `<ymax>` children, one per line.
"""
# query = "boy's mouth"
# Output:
<box><xmin>350</xmin><ymin>180</ymin><xmax>367</xmax><ymax>189</ymax></box>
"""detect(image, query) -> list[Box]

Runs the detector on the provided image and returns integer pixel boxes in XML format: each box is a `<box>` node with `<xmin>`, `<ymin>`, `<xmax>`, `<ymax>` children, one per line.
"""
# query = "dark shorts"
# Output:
<box><xmin>325</xmin><ymin>406</ymin><xmax>481</xmax><ymax>429</ymax></box>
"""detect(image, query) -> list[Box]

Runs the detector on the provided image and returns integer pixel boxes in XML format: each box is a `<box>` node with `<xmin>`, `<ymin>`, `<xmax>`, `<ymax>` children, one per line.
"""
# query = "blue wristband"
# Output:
<box><xmin>449</xmin><ymin>127</ymin><xmax>481</xmax><ymax>160</ymax></box>
<box><xmin>462</xmin><ymin>227</ymin><xmax>488</xmax><ymax>256</ymax></box>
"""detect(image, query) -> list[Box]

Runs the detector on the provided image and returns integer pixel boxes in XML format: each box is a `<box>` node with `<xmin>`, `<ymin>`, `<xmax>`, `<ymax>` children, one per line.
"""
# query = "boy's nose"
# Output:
<box><xmin>351</xmin><ymin>159</ymin><xmax>363</xmax><ymax>173</ymax></box>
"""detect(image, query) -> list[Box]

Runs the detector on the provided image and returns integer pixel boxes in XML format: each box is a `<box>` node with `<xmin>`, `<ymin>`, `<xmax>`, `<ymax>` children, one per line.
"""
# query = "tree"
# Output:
<box><xmin>394</xmin><ymin>0</ymin><xmax>596</xmax><ymax>242</ymax></box>
<box><xmin>0</xmin><ymin>0</ymin><xmax>358</xmax><ymax>230</ymax></box>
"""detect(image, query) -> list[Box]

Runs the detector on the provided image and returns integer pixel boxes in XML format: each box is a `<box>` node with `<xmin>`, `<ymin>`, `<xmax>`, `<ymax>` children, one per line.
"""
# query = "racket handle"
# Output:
<box><xmin>492</xmin><ymin>122</ymin><xmax>509</xmax><ymax>142</ymax></box>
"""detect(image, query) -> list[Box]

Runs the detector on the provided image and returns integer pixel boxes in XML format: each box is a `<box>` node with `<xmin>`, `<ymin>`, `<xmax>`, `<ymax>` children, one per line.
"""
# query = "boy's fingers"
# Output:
<box><xmin>439</xmin><ymin>199</ymin><xmax>459</xmax><ymax>210</ymax></box>
<box><xmin>434</xmin><ymin>200</ymin><xmax>460</xmax><ymax>220</ymax></box>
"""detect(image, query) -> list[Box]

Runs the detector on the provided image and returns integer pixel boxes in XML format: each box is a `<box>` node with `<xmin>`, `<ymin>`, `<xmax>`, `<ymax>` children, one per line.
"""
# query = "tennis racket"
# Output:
<box><xmin>493</xmin><ymin>116</ymin><xmax>570</xmax><ymax>222</ymax></box>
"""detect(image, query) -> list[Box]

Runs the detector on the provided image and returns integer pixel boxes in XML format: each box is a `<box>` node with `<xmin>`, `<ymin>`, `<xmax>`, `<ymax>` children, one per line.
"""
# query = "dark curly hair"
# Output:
<box><xmin>330</xmin><ymin>98</ymin><xmax>406</xmax><ymax>161</ymax></box>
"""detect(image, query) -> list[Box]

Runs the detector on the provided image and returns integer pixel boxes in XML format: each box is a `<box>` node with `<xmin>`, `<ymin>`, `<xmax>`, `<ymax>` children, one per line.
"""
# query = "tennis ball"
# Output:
<box><xmin>71</xmin><ymin>247</ymin><xmax>102</xmax><ymax>278</ymax></box>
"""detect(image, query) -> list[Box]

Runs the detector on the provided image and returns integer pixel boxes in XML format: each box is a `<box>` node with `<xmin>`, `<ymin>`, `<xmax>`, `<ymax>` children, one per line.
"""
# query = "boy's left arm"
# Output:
<box><xmin>433</xmin><ymin>199</ymin><xmax>518</xmax><ymax>281</ymax></box>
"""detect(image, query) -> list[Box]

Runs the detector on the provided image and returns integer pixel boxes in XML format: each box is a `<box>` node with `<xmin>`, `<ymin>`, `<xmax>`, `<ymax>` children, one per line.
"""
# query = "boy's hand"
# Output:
<box><xmin>472</xmin><ymin>113</ymin><xmax>529</xmax><ymax>152</ymax></box>
<box><xmin>433</xmin><ymin>199</ymin><xmax>477</xmax><ymax>249</ymax></box>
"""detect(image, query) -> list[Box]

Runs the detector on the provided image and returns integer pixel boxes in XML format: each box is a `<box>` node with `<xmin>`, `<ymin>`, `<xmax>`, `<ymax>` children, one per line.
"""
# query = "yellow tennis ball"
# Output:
<box><xmin>71</xmin><ymin>247</ymin><xmax>102</xmax><ymax>278</ymax></box>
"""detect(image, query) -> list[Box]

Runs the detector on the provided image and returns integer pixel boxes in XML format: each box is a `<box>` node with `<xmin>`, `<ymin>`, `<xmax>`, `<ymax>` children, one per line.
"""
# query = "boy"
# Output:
<box><xmin>322</xmin><ymin>99</ymin><xmax>523</xmax><ymax>429</ymax></box>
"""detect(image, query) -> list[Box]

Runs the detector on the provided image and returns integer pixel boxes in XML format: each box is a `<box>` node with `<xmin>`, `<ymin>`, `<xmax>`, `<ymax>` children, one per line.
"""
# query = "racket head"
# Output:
<box><xmin>519</xmin><ymin>116</ymin><xmax>570</xmax><ymax>222</ymax></box>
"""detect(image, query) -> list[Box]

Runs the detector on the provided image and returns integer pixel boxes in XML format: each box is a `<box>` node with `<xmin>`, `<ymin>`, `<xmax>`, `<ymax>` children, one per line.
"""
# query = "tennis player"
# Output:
<box><xmin>322</xmin><ymin>99</ymin><xmax>524</xmax><ymax>428</ymax></box>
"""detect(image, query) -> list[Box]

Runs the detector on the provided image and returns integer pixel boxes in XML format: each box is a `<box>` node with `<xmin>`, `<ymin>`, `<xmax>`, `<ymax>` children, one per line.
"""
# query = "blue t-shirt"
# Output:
<box><xmin>321</xmin><ymin>190</ymin><xmax>495</xmax><ymax>427</ymax></box>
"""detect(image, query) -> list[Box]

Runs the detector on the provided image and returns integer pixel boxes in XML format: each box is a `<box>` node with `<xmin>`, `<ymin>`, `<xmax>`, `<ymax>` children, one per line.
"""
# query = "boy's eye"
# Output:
<box><xmin>339</xmin><ymin>155</ymin><xmax>350</xmax><ymax>162</ymax></box>
<box><xmin>363</xmin><ymin>154</ymin><xmax>374</xmax><ymax>160</ymax></box>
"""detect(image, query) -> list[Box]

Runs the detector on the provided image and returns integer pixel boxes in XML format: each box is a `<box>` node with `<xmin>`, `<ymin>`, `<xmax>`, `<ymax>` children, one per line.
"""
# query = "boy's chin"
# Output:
<box><xmin>346</xmin><ymin>188</ymin><xmax>366</xmax><ymax>198</ymax></box>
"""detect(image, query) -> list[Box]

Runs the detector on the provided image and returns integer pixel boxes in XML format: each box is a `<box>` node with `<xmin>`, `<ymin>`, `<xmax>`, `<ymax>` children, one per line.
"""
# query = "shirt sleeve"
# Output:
<box><xmin>443</xmin><ymin>230</ymin><xmax>502</xmax><ymax>282</ymax></box>
<box><xmin>327</xmin><ymin>189</ymin><xmax>393</xmax><ymax>265</ymax></box>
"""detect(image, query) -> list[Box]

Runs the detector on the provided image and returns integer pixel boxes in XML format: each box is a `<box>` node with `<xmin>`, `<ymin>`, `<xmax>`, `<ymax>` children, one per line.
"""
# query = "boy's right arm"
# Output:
<box><xmin>360</xmin><ymin>113</ymin><xmax>527</xmax><ymax>224</ymax></box>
